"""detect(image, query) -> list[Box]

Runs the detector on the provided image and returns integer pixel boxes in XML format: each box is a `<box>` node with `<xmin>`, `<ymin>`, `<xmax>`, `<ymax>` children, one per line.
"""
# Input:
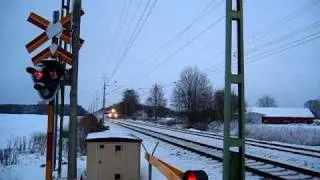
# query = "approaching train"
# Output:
<box><xmin>106</xmin><ymin>108</ymin><xmax>118</xmax><ymax>119</ymax></box>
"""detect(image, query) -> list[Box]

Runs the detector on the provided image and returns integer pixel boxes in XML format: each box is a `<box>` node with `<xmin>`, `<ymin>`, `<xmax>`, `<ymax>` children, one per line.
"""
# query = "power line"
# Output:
<box><xmin>132</xmin><ymin>15</ymin><xmax>225</xmax><ymax>84</ymax></box>
<box><xmin>111</xmin><ymin>0</ymin><xmax>144</xmax><ymax>68</ymax></box>
<box><xmin>108</xmin><ymin>81</ymin><xmax>177</xmax><ymax>94</ymax></box>
<box><xmin>246</xmin><ymin>31</ymin><xmax>320</xmax><ymax>62</ymax></box>
<box><xmin>246</xmin><ymin>21</ymin><xmax>320</xmax><ymax>55</ymax></box>
<box><xmin>110</xmin><ymin>0</ymin><xmax>153</xmax><ymax>78</ymax></box>
<box><xmin>200</xmin><ymin>0</ymin><xmax>320</xmax><ymax>66</ymax></box>
<box><xmin>135</xmin><ymin>0</ymin><xmax>224</xmax><ymax>67</ymax></box>
<box><xmin>250</xmin><ymin>0</ymin><xmax>320</xmax><ymax>40</ymax></box>
<box><xmin>106</xmin><ymin>0</ymin><xmax>129</xmax><ymax>68</ymax></box>
<box><xmin>110</xmin><ymin>0</ymin><xmax>158</xmax><ymax>79</ymax></box>
<box><xmin>107</xmin><ymin>1</ymin><xmax>224</xmax><ymax>91</ymax></box>
<box><xmin>203</xmin><ymin>20</ymin><xmax>320</xmax><ymax>73</ymax></box>
<box><xmin>103</xmin><ymin>0</ymin><xmax>144</xmax><ymax>82</ymax></box>
<box><xmin>206</xmin><ymin>30</ymin><xmax>320</xmax><ymax>75</ymax></box>
<box><xmin>106</xmin><ymin>0</ymin><xmax>319</xmax><ymax>99</ymax></box>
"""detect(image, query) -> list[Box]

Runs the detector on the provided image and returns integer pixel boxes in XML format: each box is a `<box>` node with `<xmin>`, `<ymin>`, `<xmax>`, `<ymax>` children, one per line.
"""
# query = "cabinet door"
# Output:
<box><xmin>97</xmin><ymin>143</ymin><xmax>123</xmax><ymax>180</ymax></box>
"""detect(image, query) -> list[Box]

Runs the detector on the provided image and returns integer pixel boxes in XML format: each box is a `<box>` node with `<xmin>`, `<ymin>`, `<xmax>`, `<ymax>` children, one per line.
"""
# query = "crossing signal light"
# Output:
<box><xmin>183</xmin><ymin>170</ymin><xmax>208</xmax><ymax>180</ymax></box>
<box><xmin>26</xmin><ymin>60</ymin><xmax>61</xmax><ymax>101</ymax></box>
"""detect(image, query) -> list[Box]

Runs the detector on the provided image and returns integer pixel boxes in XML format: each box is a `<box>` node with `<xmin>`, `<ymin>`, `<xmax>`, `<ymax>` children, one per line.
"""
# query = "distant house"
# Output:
<box><xmin>133</xmin><ymin>110</ymin><xmax>148</xmax><ymax>119</ymax></box>
<box><xmin>246</xmin><ymin>107</ymin><xmax>314</xmax><ymax>124</ymax></box>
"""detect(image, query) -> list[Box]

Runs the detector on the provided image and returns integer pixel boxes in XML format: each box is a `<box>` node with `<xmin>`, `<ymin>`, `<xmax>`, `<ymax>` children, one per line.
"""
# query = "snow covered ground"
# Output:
<box><xmin>0</xmin><ymin>114</ymin><xmax>48</xmax><ymax>149</ymax></box>
<box><xmin>0</xmin><ymin>114</ymin><xmax>240</xmax><ymax>179</ymax></box>
<box><xmin>3</xmin><ymin>114</ymin><xmax>318</xmax><ymax>179</ymax></box>
<box><xmin>121</xmin><ymin>120</ymin><xmax>320</xmax><ymax>172</ymax></box>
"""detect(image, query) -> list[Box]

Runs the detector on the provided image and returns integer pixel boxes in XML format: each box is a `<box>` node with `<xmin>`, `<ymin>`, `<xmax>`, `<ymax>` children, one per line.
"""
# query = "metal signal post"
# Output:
<box><xmin>224</xmin><ymin>0</ymin><xmax>245</xmax><ymax>180</ymax></box>
<box><xmin>58</xmin><ymin>0</ymin><xmax>71</xmax><ymax>177</ymax></box>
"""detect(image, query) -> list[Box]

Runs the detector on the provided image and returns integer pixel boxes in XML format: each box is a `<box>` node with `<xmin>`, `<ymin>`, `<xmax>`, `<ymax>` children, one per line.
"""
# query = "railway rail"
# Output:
<box><xmin>127</xmin><ymin>120</ymin><xmax>320</xmax><ymax>159</ymax></box>
<box><xmin>115</xmin><ymin>121</ymin><xmax>320</xmax><ymax>179</ymax></box>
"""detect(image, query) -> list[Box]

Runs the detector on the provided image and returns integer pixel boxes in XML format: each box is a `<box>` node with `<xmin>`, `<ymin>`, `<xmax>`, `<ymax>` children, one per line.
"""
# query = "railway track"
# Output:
<box><xmin>128</xmin><ymin>120</ymin><xmax>320</xmax><ymax>159</ymax></box>
<box><xmin>115</xmin><ymin>121</ymin><xmax>320</xmax><ymax>179</ymax></box>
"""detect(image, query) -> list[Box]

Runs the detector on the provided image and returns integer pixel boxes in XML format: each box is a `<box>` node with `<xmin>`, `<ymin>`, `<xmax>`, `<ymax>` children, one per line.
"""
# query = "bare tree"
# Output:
<box><xmin>146</xmin><ymin>83</ymin><xmax>167</xmax><ymax>120</ymax></box>
<box><xmin>121</xmin><ymin>89</ymin><xmax>140</xmax><ymax>117</ymax></box>
<box><xmin>304</xmin><ymin>99</ymin><xmax>320</xmax><ymax>118</ymax></box>
<box><xmin>172</xmin><ymin>66</ymin><xmax>214</xmax><ymax>124</ymax></box>
<box><xmin>257</xmin><ymin>95</ymin><xmax>278</xmax><ymax>107</ymax></box>
<box><xmin>213</xmin><ymin>90</ymin><xmax>239</xmax><ymax>120</ymax></box>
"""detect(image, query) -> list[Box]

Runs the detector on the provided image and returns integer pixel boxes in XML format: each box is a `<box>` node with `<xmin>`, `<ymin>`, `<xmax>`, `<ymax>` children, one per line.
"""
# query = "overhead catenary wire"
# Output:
<box><xmin>134</xmin><ymin>15</ymin><xmax>225</xmax><ymax>83</ymax></box>
<box><xmin>105</xmin><ymin>0</ymin><xmax>225</xmax><ymax>94</ymax></box>
<box><xmin>105</xmin><ymin>0</ymin><xmax>130</xmax><ymax>69</ymax></box>
<box><xmin>206</xmin><ymin>30</ymin><xmax>320</xmax><ymax>75</ymax></box>
<box><xmin>107</xmin><ymin>81</ymin><xmax>177</xmax><ymax>97</ymax></box>
<box><xmin>109</xmin><ymin>0</ymin><xmax>158</xmax><ymax>79</ymax></box>
<box><xmin>203</xmin><ymin>20</ymin><xmax>320</xmax><ymax>73</ymax></box>
<box><xmin>200</xmin><ymin>0</ymin><xmax>320</xmax><ymax>66</ymax></box>
<box><xmin>101</xmin><ymin>0</ymin><xmax>319</xmax><ymax>107</ymax></box>
<box><xmin>134</xmin><ymin>0</ymin><xmax>224</xmax><ymax>67</ymax></box>
<box><xmin>108</xmin><ymin>13</ymin><xmax>224</xmax><ymax>94</ymax></box>
<box><xmin>248</xmin><ymin>0</ymin><xmax>320</xmax><ymax>41</ymax></box>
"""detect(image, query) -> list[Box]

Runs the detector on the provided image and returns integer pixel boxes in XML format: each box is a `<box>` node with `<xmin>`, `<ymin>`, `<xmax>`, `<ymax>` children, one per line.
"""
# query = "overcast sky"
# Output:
<box><xmin>0</xmin><ymin>0</ymin><xmax>319</xmax><ymax>110</ymax></box>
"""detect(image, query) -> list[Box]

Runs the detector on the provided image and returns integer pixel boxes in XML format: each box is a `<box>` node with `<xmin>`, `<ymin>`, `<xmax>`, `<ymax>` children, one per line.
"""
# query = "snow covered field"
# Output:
<box><xmin>0</xmin><ymin>114</ymin><xmax>48</xmax><ymax>149</ymax></box>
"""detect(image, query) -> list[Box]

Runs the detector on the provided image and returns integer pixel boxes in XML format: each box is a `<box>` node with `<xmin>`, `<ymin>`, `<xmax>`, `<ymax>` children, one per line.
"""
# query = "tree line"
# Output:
<box><xmin>109</xmin><ymin>66</ymin><xmax>240</xmax><ymax>125</ymax></box>
<box><xmin>109</xmin><ymin>66</ymin><xmax>319</xmax><ymax>125</ymax></box>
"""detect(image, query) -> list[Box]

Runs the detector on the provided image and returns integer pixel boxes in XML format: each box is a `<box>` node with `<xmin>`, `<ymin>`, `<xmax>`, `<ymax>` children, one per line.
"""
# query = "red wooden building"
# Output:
<box><xmin>247</xmin><ymin>107</ymin><xmax>314</xmax><ymax>124</ymax></box>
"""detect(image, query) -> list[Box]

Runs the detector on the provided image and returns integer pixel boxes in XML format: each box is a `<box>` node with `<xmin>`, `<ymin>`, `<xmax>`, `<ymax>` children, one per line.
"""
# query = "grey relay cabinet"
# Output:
<box><xmin>86</xmin><ymin>131</ymin><xmax>142</xmax><ymax>180</ymax></box>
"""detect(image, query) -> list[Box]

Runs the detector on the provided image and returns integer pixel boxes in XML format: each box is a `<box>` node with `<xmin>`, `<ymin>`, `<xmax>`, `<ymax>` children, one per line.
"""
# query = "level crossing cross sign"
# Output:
<box><xmin>25</xmin><ymin>10</ymin><xmax>84</xmax><ymax>65</ymax></box>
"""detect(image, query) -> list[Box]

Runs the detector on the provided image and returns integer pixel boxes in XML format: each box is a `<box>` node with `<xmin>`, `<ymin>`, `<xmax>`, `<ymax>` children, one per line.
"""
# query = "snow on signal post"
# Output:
<box><xmin>25</xmin><ymin>10</ymin><xmax>85</xmax><ymax>65</ymax></box>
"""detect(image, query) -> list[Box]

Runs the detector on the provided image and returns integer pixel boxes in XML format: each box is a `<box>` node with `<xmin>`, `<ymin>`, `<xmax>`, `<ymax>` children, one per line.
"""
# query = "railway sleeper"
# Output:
<box><xmin>272</xmin><ymin>170</ymin><xmax>299</xmax><ymax>176</ymax></box>
<box><xmin>280</xmin><ymin>174</ymin><xmax>312</xmax><ymax>180</ymax></box>
<box><xmin>246</xmin><ymin>161</ymin><xmax>265</xmax><ymax>167</ymax></box>
<box><xmin>117</xmin><ymin>122</ymin><xmax>320</xmax><ymax>179</ymax></box>
<box><xmin>250</xmin><ymin>164</ymin><xmax>275</xmax><ymax>169</ymax></box>
<box><xmin>260</xmin><ymin>167</ymin><xmax>287</xmax><ymax>174</ymax></box>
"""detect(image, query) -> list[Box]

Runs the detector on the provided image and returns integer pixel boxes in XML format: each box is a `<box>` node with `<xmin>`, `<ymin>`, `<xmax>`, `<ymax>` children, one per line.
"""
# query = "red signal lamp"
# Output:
<box><xmin>50</xmin><ymin>71</ymin><xmax>58</xmax><ymax>79</ymax></box>
<box><xmin>183</xmin><ymin>170</ymin><xmax>208</xmax><ymax>180</ymax></box>
<box><xmin>34</xmin><ymin>71</ymin><xmax>43</xmax><ymax>80</ymax></box>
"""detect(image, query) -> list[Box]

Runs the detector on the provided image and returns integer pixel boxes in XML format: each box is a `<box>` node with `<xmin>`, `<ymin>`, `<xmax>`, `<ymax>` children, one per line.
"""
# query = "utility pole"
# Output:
<box><xmin>223</xmin><ymin>0</ymin><xmax>245</xmax><ymax>179</ymax></box>
<box><xmin>68</xmin><ymin>0</ymin><xmax>81</xmax><ymax>179</ymax></box>
<box><xmin>101</xmin><ymin>76</ymin><xmax>106</xmax><ymax>123</ymax></box>
<box><xmin>58</xmin><ymin>0</ymin><xmax>70</xmax><ymax>177</ymax></box>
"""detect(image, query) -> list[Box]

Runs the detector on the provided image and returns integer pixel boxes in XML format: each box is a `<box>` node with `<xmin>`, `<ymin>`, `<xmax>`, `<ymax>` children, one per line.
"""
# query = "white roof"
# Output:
<box><xmin>86</xmin><ymin>131</ymin><xmax>141</xmax><ymax>141</ymax></box>
<box><xmin>248</xmin><ymin>107</ymin><xmax>314</xmax><ymax>118</ymax></box>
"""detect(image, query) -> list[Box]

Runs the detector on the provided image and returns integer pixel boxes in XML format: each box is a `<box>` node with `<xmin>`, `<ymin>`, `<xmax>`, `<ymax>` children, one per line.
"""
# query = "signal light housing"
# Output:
<box><xmin>183</xmin><ymin>170</ymin><xmax>208</xmax><ymax>180</ymax></box>
<box><xmin>26</xmin><ymin>60</ymin><xmax>61</xmax><ymax>102</ymax></box>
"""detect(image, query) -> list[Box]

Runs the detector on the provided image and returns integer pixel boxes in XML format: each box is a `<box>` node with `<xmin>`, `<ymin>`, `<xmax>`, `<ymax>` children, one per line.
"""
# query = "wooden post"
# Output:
<box><xmin>68</xmin><ymin>0</ymin><xmax>81</xmax><ymax>179</ymax></box>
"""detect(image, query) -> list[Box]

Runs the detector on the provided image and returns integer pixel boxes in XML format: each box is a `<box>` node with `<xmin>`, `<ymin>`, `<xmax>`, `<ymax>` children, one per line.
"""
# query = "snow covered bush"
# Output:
<box><xmin>0</xmin><ymin>132</ymin><xmax>48</xmax><ymax>166</ymax></box>
<box><xmin>28</xmin><ymin>132</ymin><xmax>46</xmax><ymax>155</ymax></box>
<box><xmin>245</xmin><ymin>124</ymin><xmax>320</xmax><ymax>146</ymax></box>
<box><xmin>208</xmin><ymin>121</ymin><xmax>320</xmax><ymax>146</ymax></box>
<box><xmin>208</xmin><ymin>120</ymin><xmax>239</xmax><ymax>136</ymax></box>
<box><xmin>0</xmin><ymin>147</ymin><xmax>17</xmax><ymax>166</ymax></box>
